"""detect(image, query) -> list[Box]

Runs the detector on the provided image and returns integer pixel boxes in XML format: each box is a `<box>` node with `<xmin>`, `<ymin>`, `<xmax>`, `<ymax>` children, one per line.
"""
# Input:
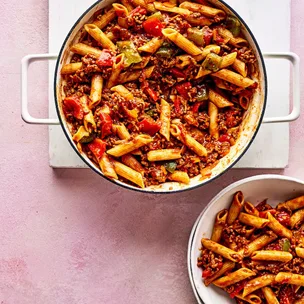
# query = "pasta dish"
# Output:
<box><xmin>197</xmin><ymin>192</ymin><xmax>304</xmax><ymax>304</ymax></box>
<box><xmin>60</xmin><ymin>0</ymin><xmax>258</xmax><ymax>188</ymax></box>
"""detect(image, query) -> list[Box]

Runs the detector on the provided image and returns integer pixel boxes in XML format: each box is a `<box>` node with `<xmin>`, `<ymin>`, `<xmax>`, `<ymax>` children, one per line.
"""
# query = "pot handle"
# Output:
<box><xmin>21</xmin><ymin>53</ymin><xmax>60</xmax><ymax>125</ymax></box>
<box><xmin>262</xmin><ymin>52</ymin><xmax>300</xmax><ymax>123</ymax></box>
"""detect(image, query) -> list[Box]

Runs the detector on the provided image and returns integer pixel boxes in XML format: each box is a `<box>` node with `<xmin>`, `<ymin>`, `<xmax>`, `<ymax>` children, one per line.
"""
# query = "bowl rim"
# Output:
<box><xmin>187</xmin><ymin>174</ymin><xmax>304</xmax><ymax>304</ymax></box>
<box><xmin>53</xmin><ymin>0</ymin><xmax>268</xmax><ymax>194</ymax></box>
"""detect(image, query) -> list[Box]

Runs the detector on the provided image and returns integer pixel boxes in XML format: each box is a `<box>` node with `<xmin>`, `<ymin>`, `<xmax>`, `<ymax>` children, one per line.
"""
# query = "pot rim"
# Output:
<box><xmin>54</xmin><ymin>0</ymin><xmax>268</xmax><ymax>194</ymax></box>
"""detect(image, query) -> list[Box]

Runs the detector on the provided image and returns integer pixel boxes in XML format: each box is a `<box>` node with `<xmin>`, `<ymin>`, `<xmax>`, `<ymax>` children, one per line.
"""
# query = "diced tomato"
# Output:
<box><xmin>96</xmin><ymin>50</ymin><xmax>113</xmax><ymax>67</ymax></box>
<box><xmin>259</xmin><ymin>209</ymin><xmax>276</xmax><ymax>218</ymax></box>
<box><xmin>100</xmin><ymin>112</ymin><xmax>113</xmax><ymax>138</ymax></box>
<box><xmin>213</xmin><ymin>28</ymin><xmax>225</xmax><ymax>44</ymax></box>
<box><xmin>202</xmin><ymin>269</ymin><xmax>212</xmax><ymax>278</ymax></box>
<box><xmin>174</xmin><ymin>96</ymin><xmax>183</xmax><ymax>114</ymax></box>
<box><xmin>192</xmin><ymin>102</ymin><xmax>202</xmax><ymax>113</ymax></box>
<box><xmin>218</xmin><ymin>134</ymin><xmax>231</xmax><ymax>143</ymax></box>
<box><xmin>63</xmin><ymin>96</ymin><xmax>84</xmax><ymax>120</ymax></box>
<box><xmin>218</xmin><ymin>261</ymin><xmax>223</xmax><ymax>269</ymax></box>
<box><xmin>279</xmin><ymin>285</ymin><xmax>295</xmax><ymax>304</ymax></box>
<box><xmin>88</xmin><ymin>139</ymin><xmax>106</xmax><ymax>161</ymax></box>
<box><xmin>170</xmin><ymin>67</ymin><xmax>186</xmax><ymax>78</ymax></box>
<box><xmin>129</xmin><ymin>6</ymin><xmax>147</xmax><ymax>17</ymax></box>
<box><xmin>275</xmin><ymin>211</ymin><xmax>291</xmax><ymax>227</ymax></box>
<box><xmin>195</xmin><ymin>0</ymin><xmax>211</xmax><ymax>5</ymax></box>
<box><xmin>229</xmin><ymin>280</ymin><xmax>247</xmax><ymax>299</ymax></box>
<box><xmin>142</xmin><ymin>81</ymin><xmax>159</xmax><ymax>102</ymax></box>
<box><xmin>203</xmin><ymin>26</ymin><xmax>213</xmax><ymax>45</ymax></box>
<box><xmin>138</xmin><ymin>118</ymin><xmax>161</xmax><ymax>136</ymax></box>
<box><xmin>176</xmin><ymin>82</ymin><xmax>192</xmax><ymax>99</ymax></box>
<box><xmin>142</xmin><ymin>17</ymin><xmax>164</xmax><ymax>37</ymax></box>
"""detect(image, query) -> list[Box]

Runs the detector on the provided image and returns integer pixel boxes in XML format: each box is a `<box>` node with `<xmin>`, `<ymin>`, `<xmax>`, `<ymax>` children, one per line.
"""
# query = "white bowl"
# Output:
<box><xmin>187</xmin><ymin>174</ymin><xmax>304</xmax><ymax>304</ymax></box>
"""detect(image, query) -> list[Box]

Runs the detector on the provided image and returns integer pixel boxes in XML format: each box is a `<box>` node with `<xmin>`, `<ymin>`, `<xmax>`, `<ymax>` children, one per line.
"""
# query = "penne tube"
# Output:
<box><xmin>251</xmin><ymin>250</ymin><xmax>293</xmax><ymax>263</ymax></box>
<box><xmin>121</xmin><ymin>0</ymin><xmax>134</xmax><ymax>11</ymax></box>
<box><xmin>211</xmin><ymin>209</ymin><xmax>228</xmax><ymax>243</ymax></box>
<box><xmin>195</xmin><ymin>52</ymin><xmax>237</xmax><ymax>78</ymax></box>
<box><xmin>154</xmin><ymin>2</ymin><xmax>191</xmax><ymax>15</ymax></box>
<box><xmin>160</xmin><ymin>98</ymin><xmax>171</xmax><ymax>141</ymax></box>
<box><xmin>162</xmin><ymin>28</ymin><xmax>202</xmax><ymax>56</ymax></box>
<box><xmin>217</xmin><ymin>27</ymin><xmax>248</xmax><ymax>48</ymax></box>
<box><xmin>130</xmin><ymin>0</ymin><xmax>155</xmax><ymax>12</ymax></box>
<box><xmin>61</xmin><ymin>62</ymin><xmax>83</xmax><ymax>74</ymax></box>
<box><xmin>294</xmin><ymin>299</ymin><xmax>304</xmax><ymax>304</ymax></box>
<box><xmin>204</xmin><ymin>261</ymin><xmax>235</xmax><ymax>286</ymax></box>
<box><xmin>99</xmin><ymin>154</ymin><xmax>118</xmax><ymax>179</ymax></box>
<box><xmin>201</xmin><ymin>238</ymin><xmax>242</xmax><ymax>262</ymax></box>
<box><xmin>113</xmin><ymin>3</ymin><xmax>128</xmax><ymax>17</ymax></box>
<box><xmin>175</xmin><ymin>54</ymin><xmax>194</xmax><ymax>69</ymax></box>
<box><xmin>179</xmin><ymin>1</ymin><xmax>226</xmax><ymax>19</ymax></box>
<box><xmin>89</xmin><ymin>74</ymin><xmax>103</xmax><ymax>108</ymax></box>
<box><xmin>244</xmin><ymin>201</ymin><xmax>259</xmax><ymax>217</ymax></box>
<box><xmin>227</xmin><ymin>191</ymin><xmax>244</xmax><ymax>225</ymax></box>
<box><xmin>169</xmin><ymin>171</ymin><xmax>190</xmax><ymax>184</ymax></box>
<box><xmin>244</xmin><ymin>226</ymin><xmax>255</xmax><ymax>238</ymax></box>
<box><xmin>243</xmin><ymin>274</ymin><xmax>276</xmax><ymax>297</ymax></box>
<box><xmin>278</xmin><ymin>195</ymin><xmax>304</xmax><ymax>211</ymax></box>
<box><xmin>239</xmin><ymin>95</ymin><xmax>250</xmax><ymax>110</ymax></box>
<box><xmin>138</xmin><ymin>37</ymin><xmax>164</xmax><ymax>53</ymax></box>
<box><xmin>121</xmin><ymin>154</ymin><xmax>145</xmax><ymax>175</ymax></box>
<box><xmin>213</xmin><ymin>268</ymin><xmax>256</xmax><ymax>288</ymax></box>
<box><xmin>295</xmin><ymin>247</ymin><xmax>304</xmax><ymax>258</ymax></box>
<box><xmin>84</xmin><ymin>24</ymin><xmax>116</xmax><ymax>51</ymax></box>
<box><xmin>233</xmin><ymin>58</ymin><xmax>247</xmax><ymax>77</ymax></box>
<box><xmin>184</xmin><ymin>14</ymin><xmax>212</xmax><ymax>26</ymax></box>
<box><xmin>213</xmin><ymin>69</ymin><xmax>255</xmax><ymax>88</ymax></box>
<box><xmin>267</xmin><ymin>212</ymin><xmax>293</xmax><ymax>239</ymax></box>
<box><xmin>113</xmin><ymin>160</ymin><xmax>145</xmax><ymax>188</ymax></box>
<box><xmin>262</xmin><ymin>287</ymin><xmax>279</xmax><ymax>304</ymax></box>
<box><xmin>112</xmin><ymin>123</ymin><xmax>131</xmax><ymax>140</ymax></box>
<box><xmin>118</xmin><ymin>66</ymin><xmax>155</xmax><ymax>84</ymax></box>
<box><xmin>93</xmin><ymin>8</ymin><xmax>116</xmax><ymax>29</ymax></box>
<box><xmin>107</xmin><ymin>134</ymin><xmax>153</xmax><ymax>157</ymax></box>
<box><xmin>70</xmin><ymin>43</ymin><xmax>102</xmax><ymax>58</ymax></box>
<box><xmin>243</xmin><ymin>232</ymin><xmax>278</xmax><ymax>257</ymax></box>
<box><xmin>194</xmin><ymin>44</ymin><xmax>221</xmax><ymax>62</ymax></box>
<box><xmin>132</xmin><ymin>56</ymin><xmax>151</xmax><ymax>69</ymax></box>
<box><xmin>208</xmin><ymin>101</ymin><xmax>219</xmax><ymax>139</ymax></box>
<box><xmin>238</xmin><ymin>213</ymin><xmax>270</xmax><ymax>229</ymax></box>
<box><xmin>170</xmin><ymin>124</ymin><xmax>207</xmax><ymax>157</ymax></box>
<box><xmin>209</xmin><ymin>89</ymin><xmax>233</xmax><ymax>108</ymax></box>
<box><xmin>275</xmin><ymin>272</ymin><xmax>304</xmax><ymax>286</ymax></box>
<box><xmin>107</xmin><ymin>54</ymin><xmax>125</xmax><ymax>88</ymax></box>
<box><xmin>111</xmin><ymin>85</ymin><xmax>134</xmax><ymax>100</ymax></box>
<box><xmin>290</xmin><ymin>209</ymin><xmax>304</xmax><ymax>228</ymax></box>
<box><xmin>84</xmin><ymin>111</ymin><xmax>97</xmax><ymax>132</ymax></box>
<box><xmin>72</xmin><ymin>126</ymin><xmax>90</xmax><ymax>142</ymax></box>
<box><xmin>147</xmin><ymin>149</ymin><xmax>181</xmax><ymax>162</ymax></box>
<box><xmin>235</xmin><ymin>294</ymin><xmax>262</xmax><ymax>304</ymax></box>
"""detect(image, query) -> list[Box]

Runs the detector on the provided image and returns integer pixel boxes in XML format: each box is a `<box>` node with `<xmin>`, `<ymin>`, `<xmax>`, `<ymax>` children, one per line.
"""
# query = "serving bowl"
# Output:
<box><xmin>188</xmin><ymin>174</ymin><xmax>304</xmax><ymax>304</ymax></box>
<box><xmin>21</xmin><ymin>0</ymin><xmax>300</xmax><ymax>193</ymax></box>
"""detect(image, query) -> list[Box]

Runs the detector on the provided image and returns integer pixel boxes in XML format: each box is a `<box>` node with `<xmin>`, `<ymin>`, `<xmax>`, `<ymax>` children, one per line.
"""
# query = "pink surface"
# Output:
<box><xmin>0</xmin><ymin>0</ymin><xmax>303</xmax><ymax>303</ymax></box>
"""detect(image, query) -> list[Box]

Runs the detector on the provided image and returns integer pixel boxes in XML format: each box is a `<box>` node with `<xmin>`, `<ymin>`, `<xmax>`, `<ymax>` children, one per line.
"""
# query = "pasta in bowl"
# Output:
<box><xmin>188</xmin><ymin>175</ymin><xmax>304</xmax><ymax>304</ymax></box>
<box><xmin>55</xmin><ymin>0</ymin><xmax>266</xmax><ymax>192</ymax></box>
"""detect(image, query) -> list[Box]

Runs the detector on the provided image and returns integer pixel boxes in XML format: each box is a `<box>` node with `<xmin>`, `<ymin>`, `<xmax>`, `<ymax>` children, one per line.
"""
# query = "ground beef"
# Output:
<box><xmin>197</xmin><ymin>248</ymin><xmax>224</xmax><ymax>277</ymax></box>
<box><xmin>237</xmin><ymin>47</ymin><xmax>257</xmax><ymax>64</ymax></box>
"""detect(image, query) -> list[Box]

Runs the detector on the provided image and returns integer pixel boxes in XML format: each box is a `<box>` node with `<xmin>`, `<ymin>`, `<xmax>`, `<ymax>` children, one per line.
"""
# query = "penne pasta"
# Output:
<box><xmin>233</xmin><ymin>58</ymin><xmax>247</xmax><ymax>77</ymax></box>
<box><xmin>238</xmin><ymin>212</ymin><xmax>270</xmax><ymax>229</ymax></box>
<box><xmin>251</xmin><ymin>250</ymin><xmax>293</xmax><ymax>263</ymax></box>
<box><xmin>111</xmin><ymin>84</ymin><xmax>134</xmax><ymax>100</ymax></box>
<box><xmin>169</xmin><ymin>171</ymin><xmax>190</xmax><ymax>184</ymax></box>
<box><xmin>211</xmin><ymin>209</ymin><xmax>228</xmax><ymax>243</ymax></box>
<box><xmin>99</xmin><ymin>154</ymin><xmax>118</xmax><ymax>179</ymax></box>
<box><xmin>290</xmin><ymin>209</ymin><xmax>304</xmax><ymax>229</ymax></box>
<box><xmin>121</xmin><ymin>154</ymin><xmax>145</xmax><ymax>175</ymax></box>
<box><xmin>107</xmin><ymin>54</ymin><xmax>125</xmax><ymax>88</ymax></box>
<box><xmin>84</xmin><ymin>24</ymin><xmax>116</xmax><ymax>50</ymax></box>
<box><xmin>194</xmin><ymin>44</ymin><xmax>221</xmax><ymax>62</ymax></box>
<box><xmin>294</xmin><ymin>299</ymin><xmax>304</xmax><ymax>304</ymax></box>
<box><xmin>244</xmin><ymin>201</ymin><xmax>260</xmax><ymax>217</ymax></box>
<box><xmin>112</xmin><ymin>123</ymin><xmax>131</xmax><ymax>140</ymax></box>
<box><xmin>84</xmin><ymin>111</ymin><xmax>97</xmax><ymax>132</ymax></box>
<box><xmin>147</xmin><ymin>149</ymin><xmax>181</xmax><ymax>162</ymax></box>
<box><xmin>118</xmin><ymin>66</ymin><xmax>155</xmax><ymax>84</ymax></box>
<box><xmin>278</xmin><ymin>195</ymin><xmax>304</xmax><ymax>211</ymax></box>
<box><xmin>213</xmin><ymin>268</ymin><xmax>256</xmax><ymax>288</ymax></box>
<box><xmin>107</xmin><ymin>134</ymin><xmax>153</xmax><ymax>157</ymax></box>
<box><xmin>154</xmin><ymin>2</ymin><xmax>191</xmax><ymax>15</ymax></box>
<box><xmin>162</xmin><ymin>28</ymin><xmax>202</xmax><ymax>56</ymax></box>
<box><xmin>217</xmin><ymin>27</ymin><xmax>248</xmax><ymax>48</ymax></box>
<box><xmin>267</xmin><ymin>211</ymin><xmax>293</xmax><ymax>239</ymax></box>
<box><xmin>160</xmin><ymin>98</ymin><xmax>171</xmax><ymax>141</ymax></box>
<box><xmin>208</xmin><ymin>101</ymin><xmax>219</xmax><ymax>139</ymax></box>
<box><xmin>138</xmin><ymin>37</ymin><xmax>164</xmax><ymax>53</ymax></box>
<box><xmin>275</xmin><ymin>272</ymin><xmax>304</xmax><ymax>286</ymax></box>
<box><xmin>121</xmin><ymin>0</ymin><xmax>134</xmax><ymax>11</ymax></box>
<box><xmin>201</xmin><ymin>238</ymin><xmax>242</xmax><ymax>262</ymax></box>
<box><xmin>262</xmin><ymin>287</ymin><xmax>279</xmax><ymax>304</ymax></box>
<box><xmin>204</xmin><ymin>261</ymin><xmax>235</xmax><ymax>286</ymax></box>
<box><xmin>243</xmin><ymin>274</ymin><xmax>276</xmax><ymax>297</ymax></box>
<box><xmin>184</xmin><ymin>14</ymin><xmax>212</xmax><ymax>26</ymax></box>
<box><xmin>72</xmin><ymin>126</ymin><xmax>90</xmax><ymax>142</ymax></box>
<box><xmin>89</xmin><ymin>74</ymin><xmax>103</xmax><ymax>108</ymax></box>
<box><xmin>213</xmin><ymin>69</ymin><xmax>255</xmax><ymax>88</ymax></box>
<box><xmin>112</xmin><ymin>3</ymin><xmax>129</xmax><ymax>28</ymax></box>
<box><xmin>61</xmin><ymin>62</ymin><xmax>83</xmax><ymax>74</ymax></box>
<box><xmin>227</xmin><ymin>191</ymin><xmax>244</xmax><ymax>225</ymax></box>
<box><xmin>70</xmin><ymin>43</ymin><xmax>102</xmax><ymax>57</ymax></box>
<box><xmin>235</xmin><ymin>294</ymin><xmax>262</xmax><ymax>304</ymax></box>
<box><xmin>209</xmin><ymin>89</ymin><xmax>234</xmax><ymax>108</ymax></box>
<box><xmin>132</xmin><ymin>56</ymin><xmax>151</xmax><ymax>69</ymax></box>
<box><xmin>295</xmin><ymin>246</ymin><xmax>304</xmax><ymax>258</ymax></box>
<box><xmin>179</xmin><ymin>2</ymin><xmax>226</xmax><ymax>19</ymax></box>
<box><xmin>93</xmin><ymin>8</ymin><xmax>116</xmax><ymax>29</ymax></box>
<box><xmin>113</xmin><ymin>160</ymin><xmax>145</xmax><ymax>188</ymax></box>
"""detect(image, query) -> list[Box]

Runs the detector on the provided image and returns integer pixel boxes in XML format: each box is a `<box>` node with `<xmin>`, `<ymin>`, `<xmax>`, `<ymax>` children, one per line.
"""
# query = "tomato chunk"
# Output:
<box><xmin>275</xmin><ymin>211</ymin><xmax>291</xmax><ymax>227</ymax></box>
<box><xmin>176</xmin><ymin>82</ymin><xmax>192</xmax><ymax>99</ymax></box>
<box><xmin>170</xmin><ymin>68</ymin><xmax>186</xmax><ymax>78</ymax></box>
<box><xmin>142</xmin><ymin>81</ymin><xmax>159</xmax><ymax>102</ymax></box>
<box><xmin>96</xmin><ymin>50</ymin><xmax>113</xmax><ymax>67</ymax></box>
<box><xmin>218</xmin><ymin>134</ymin><xmax>231</xmax><ymax>143</ymax></box>
<box><xmin>63</xmin><ymin>96</ymin><xmax>84</xmax><ymax>120</ymax></box>
<box><xmin>202</xmin><ymin>269</ymin><xmax>212</xmax><ymax>278</ymax></box>
<box><xmin>138</xmin><ymin>118</ymin><xmax>161</xmax><ymax>136</ymax></box>
<box><xmin>142</xmin><ymin>17</ymin><xmax>164</xmax><ymax>37</ymax></box>
<box><xmin>88</xmin><ymin>139</ymin><xmax>106</xmax><ymax>161</ymax></box>
<box><xmin>174</xmin><ymin>96</ymin><xmax>183</xmax><ymax>114</ymax></box>
<box><xmin>100</xmin><ymin>112</ymin><xmax>113</xmax><ymax>138</ymax></box>
<box><xmin>203</xmin><ymin>26</ymin><xmax>213</xmax><ymax>45</ymax></box>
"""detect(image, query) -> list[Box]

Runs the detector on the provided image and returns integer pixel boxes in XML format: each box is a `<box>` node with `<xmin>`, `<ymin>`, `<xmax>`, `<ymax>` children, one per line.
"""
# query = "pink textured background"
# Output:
<box><xmin>0</xmin><ymin>0</ymin><xmax>303</xmax><ymax>303</ymax></box>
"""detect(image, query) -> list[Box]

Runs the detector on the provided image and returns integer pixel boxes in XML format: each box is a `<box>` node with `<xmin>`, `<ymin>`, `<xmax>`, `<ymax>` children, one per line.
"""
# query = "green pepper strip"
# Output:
<box><xmin>164</xmin><ymin>161</ymin><xmax>177</xmax><ymax>173</ymax></box>
<box><xmin>147</xmin><ymin>11</ymin><xmax>163</xmax><ymax>21</ymax></box>
<box><xmin>156</xmin><ymin>47</ymin><xmax>175</xmax><ymax>58</ymax></box>
<box><xmin>282</xmin><ymin>239</ymin><xmax>291</xmax><ymax>252</ymax></box>
<box><xmin>117</xmin><ymin>41</ymin><xmax>142</xmax><ymax>67</ymax></box>
<box><xmin>226</xmin><ymin>16</ymin><xmax>241</xmax><ymax>37</ymax></box>
<box><xmin>187</xmin><ymin>28</ymin><xmax>205</xmax><ymax>47</ymax></box>
<box><xmin>202</xmin><ymin>53</ymin><xmax>223</xmax><ymax>72</ymax></box>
